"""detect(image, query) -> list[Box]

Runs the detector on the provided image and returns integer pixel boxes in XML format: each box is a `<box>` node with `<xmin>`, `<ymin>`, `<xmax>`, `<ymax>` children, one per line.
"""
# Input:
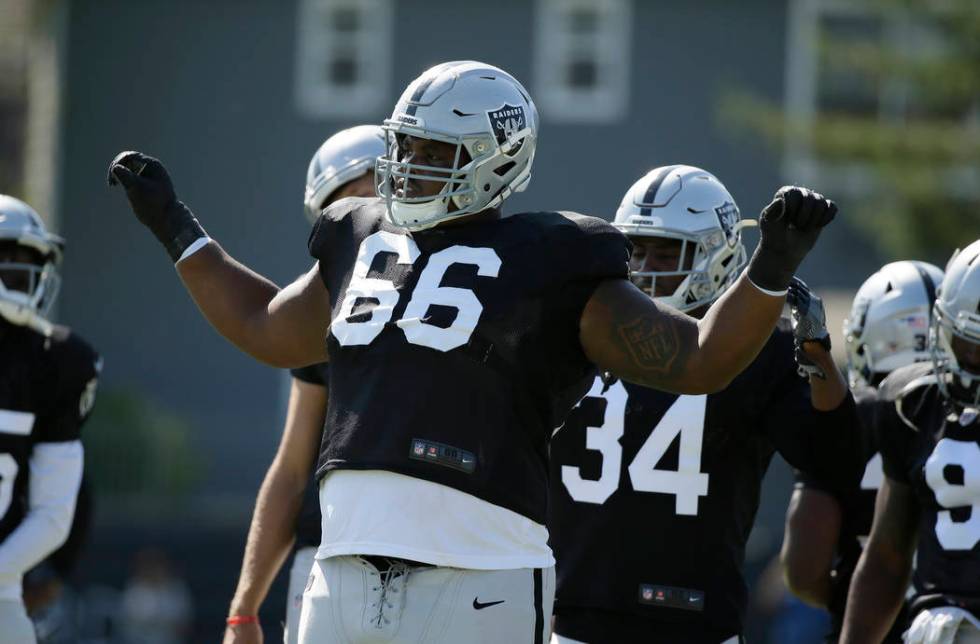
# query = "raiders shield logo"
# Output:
<box><xmin>715</xmin><ymin>202</ymin><xmax>740</xmax><ymax>248</ymax></box>
<box><xmin>486</xmin><ymin>103</ymin><xmax>526</xmax><ymax>147</ymax></box>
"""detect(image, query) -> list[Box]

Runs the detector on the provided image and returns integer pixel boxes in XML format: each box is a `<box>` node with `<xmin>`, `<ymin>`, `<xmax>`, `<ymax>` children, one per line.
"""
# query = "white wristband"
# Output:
<box><xmin>176</xmin><ymin>236</ymin><xmax>211</xmax><ymax>263</ymax></box>
<box><xmin>746</xmin><ymin>275</ymin><xmax>788</xmax><ymax>298</ymax></box>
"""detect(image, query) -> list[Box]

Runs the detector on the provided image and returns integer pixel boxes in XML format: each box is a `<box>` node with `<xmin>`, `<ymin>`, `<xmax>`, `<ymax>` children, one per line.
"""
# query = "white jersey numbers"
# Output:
<box><xmin>925</xmin><ymin>438</ymin><xmax>980</xmax><ymax>551</ymax></box>
<box><xmin>332</xmin><ymin>231</ymin><xmax>501</xmax><ymax>352</ymax></box>
<box><xmin>0</xmin><ymin>454</ymin><xmax>16</xmax><ymax>522</ymax></box>
<box><xmin>560</xmin><ymin>377</ymin><xmax>710</xmax><ymax>516</ymax></box>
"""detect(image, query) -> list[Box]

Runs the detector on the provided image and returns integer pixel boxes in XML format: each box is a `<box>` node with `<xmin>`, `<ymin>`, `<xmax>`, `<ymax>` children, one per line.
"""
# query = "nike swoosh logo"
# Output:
<box><xmin>473</xmin><ymin>597</ymin><xmax>505</xmax><ymax>610</ymax></box>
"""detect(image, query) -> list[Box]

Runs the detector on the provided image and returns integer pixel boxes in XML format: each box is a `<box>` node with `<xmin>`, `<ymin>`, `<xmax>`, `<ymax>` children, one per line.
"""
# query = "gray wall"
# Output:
<box><xmin>57</xmin><ymin>0</ymin><xmax>870</xmax><ymax>499</ymax></box>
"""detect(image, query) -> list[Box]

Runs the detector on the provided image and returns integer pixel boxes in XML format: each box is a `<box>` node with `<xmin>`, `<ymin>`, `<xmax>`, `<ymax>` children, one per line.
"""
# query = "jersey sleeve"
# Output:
<box><xmin>290</xmin><ymin>363</ymin><xmax>328</xmax><ymax>386</ymax></box>
<box><xmin>34</xmin><ymin>331</ymin><xmax>101</xmax><ymax>443</ymax></box>
<box><xmin>552</xmin><ymin>213</ymin><xmax>632</xmax><ymax>320</ymax></box>
<box><xmin>308</xmin><ymin>197</ymin><xmax>372</xmax><ymax>288</ymax></box>
<box><xmin>874</xmin><ymin>364</ymin><xmax>933</xmax><ymax>484</ymax></box>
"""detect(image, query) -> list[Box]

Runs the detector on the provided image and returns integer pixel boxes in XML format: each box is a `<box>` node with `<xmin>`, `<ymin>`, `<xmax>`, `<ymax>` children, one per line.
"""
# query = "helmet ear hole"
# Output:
<box><xmin>493</xmin><ymin>161</ymin><xmax>516</xmax><ymax>177</ymax></box>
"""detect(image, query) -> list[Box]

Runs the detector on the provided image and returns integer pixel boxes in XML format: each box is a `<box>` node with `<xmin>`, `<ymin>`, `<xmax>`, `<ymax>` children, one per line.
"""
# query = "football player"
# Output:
<box><xmin>842</xmin><ymin>240</ymin><xmax>980</xmax><ymax>644</ymax></box>
<box><xmin>107</xmin><ymin>61</ymin><xmax>836</xmax><ymax>644</ymax></box>
<box><xmin>223</xmin><ymin>125</ymin><xmax>385</xmax><ymax>644</ymax></box>
<box><xmin>0</xmin><ymin>195</ymin><xmax>100</xmax><ymax>644</ymax></box>
<box><xmin>781</xmin><ymin>260</ymin><xmax>943</xmax><ymax>643</ymax></box>
<box><xmin>547</xmin><ymin>165</ymin><xmax>860</xmax><ymax>644</ymax></box>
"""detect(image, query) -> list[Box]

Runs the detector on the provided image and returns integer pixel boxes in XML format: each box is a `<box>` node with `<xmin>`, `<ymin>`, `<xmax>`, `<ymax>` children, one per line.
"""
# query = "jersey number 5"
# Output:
<box><xmin>925</xmin><ymin>438</ymin><xmax>980</xmax><ymax>551</ymax></box>
<box><xmin>560</xmin><ymin>379</ymin><xmax>709</xmax><ymax>516</ymax></box>
<box><xmin>331</xmin><ymin>231</ymin><xmax>501</xmax><ymax>352</ymax></box>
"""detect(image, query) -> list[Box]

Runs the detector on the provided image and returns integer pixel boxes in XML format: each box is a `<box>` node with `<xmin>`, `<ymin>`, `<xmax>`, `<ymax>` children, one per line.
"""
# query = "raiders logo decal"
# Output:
<box><xmin>486</xmin><ymin>103</ymin><xmax>526</xmax><ymax>146</ymax></box>
<box><xmin>715</xmin><ymin>202</ymin><xmax>740</xmax><ymax>248</ymax></box>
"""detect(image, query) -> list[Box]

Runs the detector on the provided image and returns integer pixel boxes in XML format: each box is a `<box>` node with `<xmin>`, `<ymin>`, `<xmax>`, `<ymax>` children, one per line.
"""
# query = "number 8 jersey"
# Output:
<box><xmin>548</xmin><ymin>325</ymin><xmax>862</xmax><ymax>642</ymax></box>
<box><xmin>307</xmin><ymin>198</ymin><xmax>630</xmax><ymax>526</ymax></box>
<box><xmin>878</xmin><ymin>362</ymin><xmax>980</xmax><ymax>615</ymax></box>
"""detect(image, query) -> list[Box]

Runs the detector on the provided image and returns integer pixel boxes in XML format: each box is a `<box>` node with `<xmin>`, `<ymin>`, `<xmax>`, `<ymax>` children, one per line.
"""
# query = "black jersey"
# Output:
<box><xmin>308</xmin><ymin>198</ymin><xmax>630</xmax><ymax>524</ymax></box>
<box><xmin>878</xmin><ymin>363</ymin><xmax>980</xmax><ymax>617</ymax></box>
<box><xmin>0</xmin><ymin>320</ymin><xmax>100</xmax><ymax>544</ymax></box>
<box><xmin>548</xmin><ymin>326</ymin><xmax>861</xmax><ymax>643</ymax></box>
<box><xmin>289</xmin><ymin>362</ymin><xmax>328</xmax><ymax>549</ymax></box>
<box><xmin>794</xmin><ymin>386</ymin><xmax>907</xmax><ymax>643</ymax></box>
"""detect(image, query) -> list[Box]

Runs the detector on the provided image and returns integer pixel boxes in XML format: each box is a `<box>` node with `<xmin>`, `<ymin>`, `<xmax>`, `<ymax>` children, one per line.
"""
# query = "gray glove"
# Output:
<box><xmin>786</xmin><ymin>277</ymin><xmax>832</xmax><ymax>379</ymax></box>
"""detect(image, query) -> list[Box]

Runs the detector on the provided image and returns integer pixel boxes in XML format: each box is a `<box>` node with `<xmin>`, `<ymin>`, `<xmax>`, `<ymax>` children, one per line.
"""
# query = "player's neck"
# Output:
<box><xmin>434</xmin><ymin>208</ymin><xmax>502</xmax><ymax>229</ymax></box>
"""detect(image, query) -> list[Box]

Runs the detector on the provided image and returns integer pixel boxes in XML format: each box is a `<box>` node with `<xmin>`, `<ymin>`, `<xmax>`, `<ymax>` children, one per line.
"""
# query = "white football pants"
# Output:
<box><xmin>298</xmin><ymin>556</ymin><xmax>554</xmax><ymax>644</ymax></box>
<box><xmin>551</xmin><ymin>634</ymin><xmax>741</xmax><ymax>644</ymax></box>
<box><xmin>284</xmin><ymin>546</ymin><xmax>316</xmax><ymax>644</ymax></box>
<box><xmin>905</xmin><ymin>607</ymin><xmax>980</xmax><ymax>644</ymax></box>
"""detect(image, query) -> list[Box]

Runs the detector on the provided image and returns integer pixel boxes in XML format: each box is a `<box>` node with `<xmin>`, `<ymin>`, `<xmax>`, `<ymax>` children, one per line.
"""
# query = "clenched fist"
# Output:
<box><xmin>107</xmin><ymin>151</ymin><xmax>207</xmax><ymax>262</ymax></box>
<box><xmin>747</xmin><ymin>186</ymin><xmax>837</xmax><ymax>293</ymax></box>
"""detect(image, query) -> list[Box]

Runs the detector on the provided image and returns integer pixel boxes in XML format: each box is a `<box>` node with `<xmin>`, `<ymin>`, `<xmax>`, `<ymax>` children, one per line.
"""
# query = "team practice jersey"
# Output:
<box><xmin>548</xmin><ymin>327</ymin><xmax>861</xmax><ymax>643</ymax></box>
<box><xmin>289</xmin><ymin>362</ymin><xmax>330</xmax><ymax>550</ymax></box>
<box><xmin>0</xmin><ymin>320</ymin><xmax>99</xmax><ymax>599</ymax></box>
<box><xmin>794</xmin><ymin>385</ymin><xmax>907</xmax><ymax>642</ymax></box>
<box><xmin>878</xmin><ymin>363</ymin><xmax>980</xmax><ymax>619</ymax></box>
<box><xmin>308</xmin><ymin>198</ymin><xmax>630</xmax><ymax>525</ymax></box>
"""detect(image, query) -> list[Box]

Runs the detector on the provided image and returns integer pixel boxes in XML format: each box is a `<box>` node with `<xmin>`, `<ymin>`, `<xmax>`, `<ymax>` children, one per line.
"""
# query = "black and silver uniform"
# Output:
<box><xmin>289</xmin><ymin>362</ymin><xmax>329</xmax><ymax>549</ymax></box>
<box><xmin>308</xmin><ymin>198</ymin><xmax>630</xmax><ymax>524</ymax></box>
<box><xmin>548</xmin><ymin>326</ymin><xmax>861</xmax><ymax>643</ymax></box>
<box><xmin>878</xmin><ymin>362</ymin><xmax>980</xmax><ymax>618</ymax></box>
<box><xmin>794</xmin><ymin>385</ymin><xmax>907</xmax><ymax>643</ymax></box>
<box><xmin>0</xmin><ymin>320</ymin><xmax>99</xmax><ymax>544</ymax></box>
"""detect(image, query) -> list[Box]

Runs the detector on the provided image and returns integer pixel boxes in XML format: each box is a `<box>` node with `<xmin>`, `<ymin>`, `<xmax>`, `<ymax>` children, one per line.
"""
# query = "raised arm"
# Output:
<box><xmin>107</xmin><ymin>152</ymin><xmax>329</xmax><ymax>368</ymax></box>
<box><xmin>581</xmin><ymin>187</ymin><xmax>837</xmax><ymax>393</ymax></box>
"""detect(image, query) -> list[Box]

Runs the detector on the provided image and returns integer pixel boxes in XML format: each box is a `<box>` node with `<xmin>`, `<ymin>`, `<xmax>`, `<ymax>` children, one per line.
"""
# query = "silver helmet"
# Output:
<box><xmin>0</xmin><ymin>195</ymin><xmax>63</xmax><ymax>333</ymax></box>
<box><xmin>932</xmin><ymin>239</ymin><xmax>980</xmax><ymax>410</ymax></box>
<box><xmin>843</xmin><ymin>261</ymin><xmax>944</xmax><ymax>387</ymax></box>
<box><xmin>613</xmin><ymin>165</ymin><xmax>753</xmax><ymax>312</ymax></box>
<box><xmin>303</xmin><ymin>125</ymin><xmax>386</xmax><ymax>223</ymax></box>
<box><xmin>376</xmin><ymin>60</ymin><xmax>538</xmax><ymax>231</ymax></box>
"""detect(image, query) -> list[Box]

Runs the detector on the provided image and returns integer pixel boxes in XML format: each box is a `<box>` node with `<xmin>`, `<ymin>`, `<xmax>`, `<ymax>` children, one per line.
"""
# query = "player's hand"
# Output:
<box><xmin>107</xmin><ymin>151</ymin><xmax>206</xmax><ymax>262</ymax></box>
<box><xmin>748</xmin><ymin>186</ymin><xmax>837</xmax><ymax>292</ymax></box>
<box><xmin>787</xmin><ymin>277</ymin><xmax>832</xmax><ymax>379</ymax></box>
<box><xmin>222</xmin><ymin>622</ymin><xmax>263</xmax><ymax>644</ymax></box>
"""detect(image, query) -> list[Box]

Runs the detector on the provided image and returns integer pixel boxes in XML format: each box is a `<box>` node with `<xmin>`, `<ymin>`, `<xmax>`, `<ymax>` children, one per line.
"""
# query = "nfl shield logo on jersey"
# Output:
<box><xmin>413</xmin><ymin>440</ymin><xmax>425</xmax><ymax>457</ymax></box>
<box><xmin>487</xmin><ymin>104</ymin><xmax>526</xmax><ymax>147</ymax></box>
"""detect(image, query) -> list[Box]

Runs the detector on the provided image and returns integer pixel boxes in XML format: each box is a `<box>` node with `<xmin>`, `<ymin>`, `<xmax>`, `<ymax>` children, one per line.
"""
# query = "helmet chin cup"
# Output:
<box><xmin>388</xmin><ymin>197</ymin><xmax>451</xmax><ymax>232</ymax></box>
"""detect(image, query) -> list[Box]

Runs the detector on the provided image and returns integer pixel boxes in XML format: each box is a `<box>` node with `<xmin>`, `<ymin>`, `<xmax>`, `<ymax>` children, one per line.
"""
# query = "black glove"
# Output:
<box><xmin>747</xmin><ymin>186</ymin><xmax>837</xmax><ymax>292</ymax></box>
<box><xmin>107</xmin><ymin>151</ymin><xmax>207</xmax><ymax>262</ymax></box>
<box><xmin>786</xmin><ymin>277</ymin><xmax>832</xmax><ymax>379</ymax></box>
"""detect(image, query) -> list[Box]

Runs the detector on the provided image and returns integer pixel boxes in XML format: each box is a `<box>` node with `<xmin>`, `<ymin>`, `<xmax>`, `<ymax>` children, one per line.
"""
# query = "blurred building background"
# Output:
<box><xmin>1</xmin><ymin>0</ymin><xmax>977</xmax><ymax>640</ymax></box>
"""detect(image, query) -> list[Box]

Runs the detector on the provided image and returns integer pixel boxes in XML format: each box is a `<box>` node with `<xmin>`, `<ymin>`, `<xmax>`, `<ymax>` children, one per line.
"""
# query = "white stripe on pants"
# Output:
<box><xmin>298</xmin><ymin>556</ymin><xmax>554</xmax><ymax>644</ymax></box>
<box><xmin>284</xmin><ymin>546</ymin><xmax>316</xmax><ymax>644</ymax></box>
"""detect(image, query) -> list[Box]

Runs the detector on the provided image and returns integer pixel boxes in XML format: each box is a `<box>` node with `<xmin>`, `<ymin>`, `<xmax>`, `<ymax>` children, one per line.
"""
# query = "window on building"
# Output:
<box><xmin>533</xmin><ymin>0</ymin><xmax>632</xmax><ymax>123</ymax></box>
<box><xmin>294</xmin><ymin>0</ymin><xmax>392</xmax><ymax>118</ymax></box>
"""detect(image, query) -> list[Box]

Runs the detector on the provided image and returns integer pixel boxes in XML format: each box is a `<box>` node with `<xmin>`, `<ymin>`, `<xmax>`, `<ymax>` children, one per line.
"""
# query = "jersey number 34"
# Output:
<box><xmin>561</xmin><ymin>378</ymin><xmax>709</xmax><ymax>516</ymax></box>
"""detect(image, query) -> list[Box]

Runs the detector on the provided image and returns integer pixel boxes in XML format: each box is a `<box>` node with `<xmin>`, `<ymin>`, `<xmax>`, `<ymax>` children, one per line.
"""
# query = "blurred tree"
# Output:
<box><xmin>723</xmin><ymin>0</ymin><xmax>980</xmax><ymax>264</ymax></box>
<box><xmin>83</xmin><ymin>389</ymin><xmax>203</xmax><ymax>511</ymax></box>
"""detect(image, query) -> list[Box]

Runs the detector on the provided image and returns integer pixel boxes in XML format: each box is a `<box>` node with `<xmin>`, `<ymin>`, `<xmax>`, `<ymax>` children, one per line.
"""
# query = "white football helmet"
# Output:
<box><xmin>376</xmin><ymin>60</ymin><xmax>538</xmax><ymax>231</ymax></box>
<box><xmin>0</xmin><ymin>195</ymin><xmax>63</xmax><ymax>333</ymax></box>
<box><xmin>931</xmin><ymin>239</ymin><xmax>980</xmax><ymax>410</ymax></box>
<box><xmin>842</xmin><ymin>261</ymin><xmax>944</xmax><ymax>387</ymax></box>
<box><xmin>303</xmin><ymin>125</ymin><xmax>386</xmax><ymax>223</ymax></box>
<box><xmin>613</xmin><ymin>165</ymin><xmax>753</xmax><ymax>312</ymax></box>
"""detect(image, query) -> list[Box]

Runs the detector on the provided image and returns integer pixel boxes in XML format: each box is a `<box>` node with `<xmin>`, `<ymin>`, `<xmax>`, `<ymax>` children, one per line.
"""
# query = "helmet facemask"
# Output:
<box><xmin>0</xmin><ymin>241</ymin><xmax>61</xmax><ymax>330</ymax></box>
<box><xmin>932</xmin><ymin>301</ymin><xmax>980</xmax><ymax>413</ymax></box>
<box><xmin>627</xmin><ymin>225</ymin><xmax>748</xmax><ymax>313</ymax></box>
<box><xmin>376</xmin><ymin>126</ymin><xmax>486</xmax><ymax>230</ymax></box>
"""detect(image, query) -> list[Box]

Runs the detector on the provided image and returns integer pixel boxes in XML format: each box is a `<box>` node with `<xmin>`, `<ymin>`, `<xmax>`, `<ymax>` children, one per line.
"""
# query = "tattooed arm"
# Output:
<box><xmin>580</xmin><ymin>275</ymin><xmax>783</xmax><ymax>393</ymax></box>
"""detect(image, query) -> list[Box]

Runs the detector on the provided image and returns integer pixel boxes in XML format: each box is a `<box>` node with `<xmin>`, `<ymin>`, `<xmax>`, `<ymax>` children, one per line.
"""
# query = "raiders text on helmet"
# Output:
<box><xmin>843</xmin><ymin>261</ymin><xmax>944</xmax><ymax>388</ymax></box>
<box><xmin>303</xmin><ymin>125</ymin><xmax>386</xmax><ymax>224</ymax></box>
<box><xmin>613</xmin><ymin>165</ymin><xmax>753</xmax><ymax>312</ymax></box>
<box><xmin>931</xmin><ymin>239</ymin><xmax>980</xmax><ymax>410</ymax></box>
<box><xmin>0</xmin><ymin>195</ymin><xmax>64</xmax><ymax>334</ymax></box>
<box><xmin>376</xmin><ymin>60</ymin><xmax>538</xmax><ymax>231</ymax></box>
